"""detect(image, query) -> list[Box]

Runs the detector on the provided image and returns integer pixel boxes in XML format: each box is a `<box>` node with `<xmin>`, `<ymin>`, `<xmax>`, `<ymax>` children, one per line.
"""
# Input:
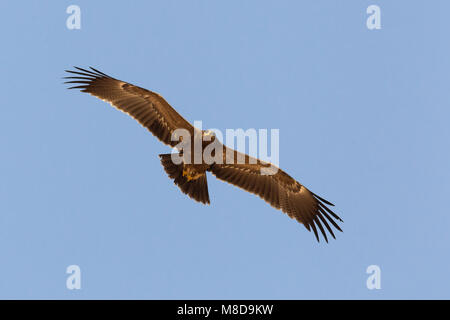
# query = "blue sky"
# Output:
<box><xmin>1</xmin><ymin>1</ymin><xmax>449</xmax><ymax>299</ymax></box>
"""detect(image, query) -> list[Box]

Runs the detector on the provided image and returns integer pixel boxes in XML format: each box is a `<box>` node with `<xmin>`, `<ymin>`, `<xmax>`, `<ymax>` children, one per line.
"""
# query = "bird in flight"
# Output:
<box><xmin>64</xmin><ymin>67</ymin><xmax>343</xmax><ymax>242</ymax></box>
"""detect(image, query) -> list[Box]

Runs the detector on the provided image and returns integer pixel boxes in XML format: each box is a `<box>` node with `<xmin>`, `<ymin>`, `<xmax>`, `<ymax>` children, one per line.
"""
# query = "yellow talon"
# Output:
<box><xmin>183</xmin><ymin>169</ymin><xmax>193</xmax><ymax>181</ymax></box>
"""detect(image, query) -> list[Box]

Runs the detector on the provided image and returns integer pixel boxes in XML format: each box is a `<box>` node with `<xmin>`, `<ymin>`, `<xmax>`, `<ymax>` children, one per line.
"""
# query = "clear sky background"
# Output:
<box><xmin>1</xmin><ymin>1</ymin><xmax>449</xmax><ymax>299</ymax></box>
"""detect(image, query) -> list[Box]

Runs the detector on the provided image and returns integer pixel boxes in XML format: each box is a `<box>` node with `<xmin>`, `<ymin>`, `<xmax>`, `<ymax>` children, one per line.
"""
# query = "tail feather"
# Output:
<box><xmin>159</xmin><ymin>153</ymin><xmax>210</xmax><ymax>205</ymax></box>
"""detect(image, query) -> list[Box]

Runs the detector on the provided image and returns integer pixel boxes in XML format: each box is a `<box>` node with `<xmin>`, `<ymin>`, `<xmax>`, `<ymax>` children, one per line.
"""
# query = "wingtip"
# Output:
<box><xmin>310</xmin><ymin>223</ymin><xmax>320</xmax><ymax>243</ymax></box>
<box><xmin>312</xmin><ymin>192</ymin><xmax>335</xmax><ymax>206</ymax></box>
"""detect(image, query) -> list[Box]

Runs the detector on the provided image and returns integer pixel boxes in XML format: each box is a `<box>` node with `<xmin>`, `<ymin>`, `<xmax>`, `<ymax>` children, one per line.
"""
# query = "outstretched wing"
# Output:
<box><xmin>64</xmin><ymin>67</ymin><xmax>194</xmax><ymax>147</ymax></box>
<box><xmin>210</xmin><ymin>147</ymin><xmax>343</xmax><ymax>242</ymax></box>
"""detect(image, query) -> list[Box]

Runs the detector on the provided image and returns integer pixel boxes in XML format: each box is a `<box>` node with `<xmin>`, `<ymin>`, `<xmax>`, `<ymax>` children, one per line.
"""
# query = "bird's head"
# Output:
<box><xmin>203</xmin><ymin>129</ymin><xmax>216</xmax><ymax>141</ymax></box>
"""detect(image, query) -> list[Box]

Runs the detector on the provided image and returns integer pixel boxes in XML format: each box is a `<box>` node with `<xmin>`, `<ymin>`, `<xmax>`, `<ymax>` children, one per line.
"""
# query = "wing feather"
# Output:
<box><xmin>210</xmin><ymin>147</ymin><xmax>343</xmax><ymax>242</ymax></box>
<box><xmin>65</xmin><ymin>67</ymin><xmax>194</xmax><ymax>147</ymax></box>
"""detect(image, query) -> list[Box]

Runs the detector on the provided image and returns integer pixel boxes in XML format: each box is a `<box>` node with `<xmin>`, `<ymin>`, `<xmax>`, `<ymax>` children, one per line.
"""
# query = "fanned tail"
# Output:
<box><xmin>159</xmin><ymin>153</ymin><xmax>210</xmax><ymax>205</ymax></box>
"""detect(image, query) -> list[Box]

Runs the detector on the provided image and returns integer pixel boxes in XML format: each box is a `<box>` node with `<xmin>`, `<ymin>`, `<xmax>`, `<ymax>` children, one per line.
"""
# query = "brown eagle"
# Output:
<box><xmin>65</xmin><ymin>67</ymin><xmax>343</xmax><ymax>242</ymax></box>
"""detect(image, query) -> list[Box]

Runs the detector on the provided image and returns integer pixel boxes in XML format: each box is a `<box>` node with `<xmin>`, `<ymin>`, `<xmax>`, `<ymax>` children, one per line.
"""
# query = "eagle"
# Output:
<box><xmin>64</xmin><ymin>67</ymin><xmax>343</xmax><ymax>242</ymax></box>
